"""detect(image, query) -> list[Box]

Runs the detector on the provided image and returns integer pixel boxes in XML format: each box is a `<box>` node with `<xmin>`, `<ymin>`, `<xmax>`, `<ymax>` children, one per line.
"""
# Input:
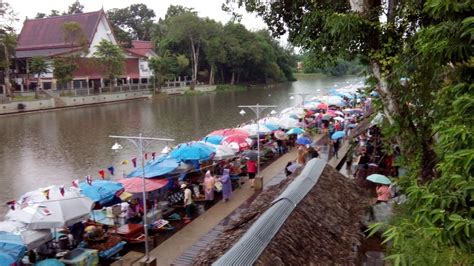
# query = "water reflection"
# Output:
<box><xmin>0</xmin><ymin>75</ymin><xmax>362</xmax><ymax>215</ymax></box>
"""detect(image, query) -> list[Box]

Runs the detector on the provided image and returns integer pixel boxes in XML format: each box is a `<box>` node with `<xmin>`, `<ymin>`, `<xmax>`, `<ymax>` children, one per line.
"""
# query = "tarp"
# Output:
<box><xmin>79</xmin><ymin>180</ymin><xmax>124</xmax><ymax>206</ymax></box>
<box><xmin>0</xmin><ymin>242</ymin><xmax>26</xmax><ymax>265</ymax></box>
<box><xmin>127</xmin><ymin>156</ymin><xmax>180</xmax><ymax>178</ymax></box>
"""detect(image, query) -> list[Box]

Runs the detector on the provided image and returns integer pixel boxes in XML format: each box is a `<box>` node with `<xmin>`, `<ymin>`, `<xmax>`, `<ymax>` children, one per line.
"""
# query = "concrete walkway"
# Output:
<box><xmin>148</xmin><ymin>149</ymin><xmax>298</xmax><ymax>266</ymax></box>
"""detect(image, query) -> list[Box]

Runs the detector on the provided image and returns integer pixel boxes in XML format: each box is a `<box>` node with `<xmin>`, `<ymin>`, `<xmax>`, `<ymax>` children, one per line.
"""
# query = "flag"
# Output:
<box><xmin>43</xmin><ymin>189</ymin><xmax>50</xmax><ymax>200</ymax></box>
<box><xmin>98</xmin><ymin>170</ymin><xmax>105</xmax><ymax>179</ymax></box>
<box><xmin>107</xmin><ymin>166</ymin><xmax>115</xmax><ymax>175</ymax></box>
<box><xmin>59</xmin><ymin>185</ymin><xmax>65</xmax><ymax>196</ymax></box>
<box><xmin>72</xmin><ymin>179</ymin><xmax>79</xmax><ymax>188</ymax></box>
<box><xmin>152</xmin><ymin>152</ymin><xmax>156</xmax><ymax>160</ymax></box>
<box><xmin>144</xmin><ymin>153</ymin><xmax>148</xmax><ymax>160</ymax></box>
<box><xmin>6</xmin><ymin>200</ymin><xmax>16</xmax><ymax>210</ymax></box>
<box><xmin>131</xmin><ymin>158</ymin><xmax>137</xmax><ymax>167</ymax></box>
<box><xmin>121</xmin><ymin>160</ymin><xmax>129</xmax><ymax>165</ymax></box>
<box><xmin>86</xmin><ymin>175</ymin><xmax>92</xmax><ymax>185</ymax></box>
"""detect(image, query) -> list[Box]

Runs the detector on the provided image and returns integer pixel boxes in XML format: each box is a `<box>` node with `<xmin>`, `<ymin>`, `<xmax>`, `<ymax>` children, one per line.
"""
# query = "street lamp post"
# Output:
<box><xmin>238</xmin><ymin>104</ymin><xmax>277</xmax><ymax>177</ymax></box>
<box><xmin>110</xmin><ymin>134</ymin><xmax>174</xmax><ymax>263</ymax></box>
<box><xmin>289</xmin><ymin>92</ymin><xmax>314</xmax><ymax>107</ymax></box>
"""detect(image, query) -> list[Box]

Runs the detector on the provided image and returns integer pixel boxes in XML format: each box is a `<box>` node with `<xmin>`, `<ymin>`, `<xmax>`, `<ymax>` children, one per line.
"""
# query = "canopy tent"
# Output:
<box><xmin>79</xmin><ymin>180</ymin><xmax>124</xmax><ymax>206</ymax></box>
<box><xmin>127</xmin><ymin>156</ymin><xmax>180</xmax><ymax>178</ymax></box>
<box><xmin>118</xmin><ymin>178</ymin><xmax>169</xmax><ymax>193</ymax></box>
<box><xmin>170</xmin><ymin>142</ymin><xmax>216</xmax><ymax>161</ymax></box>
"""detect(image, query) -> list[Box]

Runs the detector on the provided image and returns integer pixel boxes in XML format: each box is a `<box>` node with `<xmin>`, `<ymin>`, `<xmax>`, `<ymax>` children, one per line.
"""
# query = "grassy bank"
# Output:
<box><xmin>215</xmin><ymin>84</ymin><xmax>247</xmax><ymax>92</ymax></box>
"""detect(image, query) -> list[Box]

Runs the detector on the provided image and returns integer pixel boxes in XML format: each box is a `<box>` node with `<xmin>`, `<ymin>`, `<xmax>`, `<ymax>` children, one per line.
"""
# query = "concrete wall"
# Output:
<box><xmin>60</xmin><ymin>91</ymin><xmax>149</xmax><ymax>106</ymax></box>
<box><xmin>0</xmin><ymin>99</ymin><xmax>55</xmax><ymax>114</ymax></box>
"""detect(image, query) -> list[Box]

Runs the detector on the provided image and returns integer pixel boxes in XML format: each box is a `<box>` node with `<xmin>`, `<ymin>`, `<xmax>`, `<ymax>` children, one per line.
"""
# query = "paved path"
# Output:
<box><xmin>148</xmin><ymin>149</ymin><xmax>298</xmax><ymax>266</ymax></box>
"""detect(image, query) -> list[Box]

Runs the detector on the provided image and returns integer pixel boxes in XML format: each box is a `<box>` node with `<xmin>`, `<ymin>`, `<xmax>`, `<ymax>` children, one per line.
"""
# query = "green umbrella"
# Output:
<box><xmin>366</xmin><ymin>174</ymin><xmax>391</xmax><ymax>185</ymax></box>
<box><xmin>322</xmin><ymin>114</ymin><xmax>332</xmax><ymax>120</ymax></box>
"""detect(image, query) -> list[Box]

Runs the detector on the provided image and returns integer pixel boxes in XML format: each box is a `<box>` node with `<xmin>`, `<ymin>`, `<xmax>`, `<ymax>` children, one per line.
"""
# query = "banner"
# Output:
<box><xmin>131</xmin><ymin>158</ymin><xmax>137</xmax><ymax>167</ymax></box>
<box><xmin>98</xmin><ymin>170</ymin><xmax>105</xmax><ymax>179</ymax></box>
<box><xmin>107</xmin><ymin>166</ymin><xmax>115</xmax><ymax>176</ymax></box>
<box><xmin>6</xmin><ymin>200</ymin><xmax>16</xmax><ymax>210</ymax></box>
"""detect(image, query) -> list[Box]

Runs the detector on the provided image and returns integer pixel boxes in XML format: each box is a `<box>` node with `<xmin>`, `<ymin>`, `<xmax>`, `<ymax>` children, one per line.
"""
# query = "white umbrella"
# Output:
<box><xmin>334</xmin><ymin>111</ymin><xmax>344</xmax><ymax>116</ymax></box>
<box><xmin>0</xmin><ymin>221</ymin><xmax>52</xmax><ymax>250</ymax></box>
<box><xmin>211</xmin><ymin>145</ymin><xmax>237</xmax><ymax>160</ymax></box>
<box><xmin>6</xmin><ymin>186</ymin><xmax>94</xmax><ymax>230</ymax></box>
<box><xmin>258</xmin><ymin>116</ymin><xmax>279</xmax><ymax>125</ymax></box>
<box><xmin>319</xmin><ymin>95</ymin><xmax>345</xmax><ymax>106</ymax></box>
<box><xmin>239</xmin><ymin>123</ymin><xmax>272</xmax><ymax>136</ymax></box>
<box><xmin>277</xmin><ymin>116</ymin><xmax>299</xmax><ymax>129</ymax></box>
<box><xmin>334</xmin><ymin>117</ymin><xmax>344</xmax><ymax>122</ymax></box>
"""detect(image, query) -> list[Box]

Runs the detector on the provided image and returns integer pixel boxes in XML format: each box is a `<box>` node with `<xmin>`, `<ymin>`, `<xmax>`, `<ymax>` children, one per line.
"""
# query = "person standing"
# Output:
<box><xmin>246</xmin><ymin>159</ymin><xmax>257</xmax><ymax>188</ymax></box>
<box><xmin>219</xmin><ymin>169</ymin><xmax>232</xmax><ymax>202</ymax></box>
<box><xmin>203</xmin><ymin>170</ymin><xmax>216</xmax><ymax>209</ymax></box>
<box><xmin>181</xmin><ymin>183</ymin><xmax>193</xmax><ymax>224</ymax></box>
<box><xmin>376</xmin><ymin>185</ymin><xmax>391</xmax><ymax>203</ymax></box>
<box><xmin>333</xmin><ymin>139</ymin><xmax>341</xmax><ymax>159</ymax></box>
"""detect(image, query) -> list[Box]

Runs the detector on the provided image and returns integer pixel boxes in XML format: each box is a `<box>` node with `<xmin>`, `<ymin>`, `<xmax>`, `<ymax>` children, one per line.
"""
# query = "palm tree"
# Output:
<box><xmin>29</xmin><ymin>56</ymin><xmax>49</xmax><ymax>98</ymax></box>
<box><xmin>0</xmin><ymin>31</ymin><xmax>16</xmax><ymax>98</ymax></box>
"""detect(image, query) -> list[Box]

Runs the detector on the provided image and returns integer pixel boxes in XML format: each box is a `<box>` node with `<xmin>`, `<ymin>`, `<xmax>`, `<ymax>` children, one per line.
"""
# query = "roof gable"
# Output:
<box><xmin>16</xmin><ymin>10</ymin><xmax>104</xmax><ymax>51</ymax></box>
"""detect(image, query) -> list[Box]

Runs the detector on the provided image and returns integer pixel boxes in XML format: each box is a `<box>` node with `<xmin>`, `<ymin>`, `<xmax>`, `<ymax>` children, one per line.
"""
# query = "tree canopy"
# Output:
<box><xmin>92</xmin><ymin>40</ymin><xmax>125</xmax><ymax>88</ymax></box>
<box><xmin>107</xmin><ymin>3</ymin><xmax>156</xmax><ymax>45</ymax></box>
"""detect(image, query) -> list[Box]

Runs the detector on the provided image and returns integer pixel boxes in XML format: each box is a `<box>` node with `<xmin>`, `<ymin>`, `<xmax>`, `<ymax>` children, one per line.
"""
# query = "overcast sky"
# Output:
<box><xmin>9</xmin><ymin>0</ymin><xmax>268</xmax><ymax>32</ymax></box>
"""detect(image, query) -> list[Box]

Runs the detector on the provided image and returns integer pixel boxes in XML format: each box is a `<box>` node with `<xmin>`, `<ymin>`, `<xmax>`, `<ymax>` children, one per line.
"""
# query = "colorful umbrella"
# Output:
<box><xmin>222</xmin><ymin>135</ymin><xmax>253</xmax><ymax>152</ymax></box>
<box><xmin>331</xmin><ymin>131</ymin><xmax>346</xmax><ymax>140</ymax></box>
<box><xmin>118</xmin><ymin>178</ymin><xmax>169</xmax><ymax>193</ymax></box>
<box><xmin>0</xmin><ymin>242</ymin><xmax>26</xmax><ymax>266</ymax></box>
<box><xmin>263</xmin><ymin>123</ymin><xmax>279</xmax><ymax>131</ymax></box>
<box><xmin>79</xmin><ymin>180</ymin><xmax>124</xmax><ymax>206</ymax></box>
<box><xmin>127</xmin><ymin>156</ymin><xmax>179</xmax><ymax>178</ymax></box>
<box><xmin>322</xmin><ymin>114</ymin><xmax>332</xmax><ymax>120</ymax></box>
<box><xmin>207</xmin><ymin>129</ymin><xmax>249</xmax><ymax>138</ymax></box>
<box><xmin>202</xmin><ymin>135</ymin><xmax>224</xmax><ymax>145</ymax></box>
<box><xmin>277</xmin><ymin>116</ymin><xmax>299</xmax><ymax>129</ymax></box>
<box><xmin>239</xmin><ymin>123</ymin><xmax>272</xmax><ymax>136</ymax></box>
<box><xmin>366</xmin><ymin>174</ymin><xmax>391</xmax><ymax>185</ymax></box>
<box><xmin>296</xmin><ymin>136</ymin><xmax>312</xmax><ymax>145</ymax></box>
<box><xmin>333</xmin><ymin>117</ymin><xmax>344</xmax><ymax>122</ymax></box>
<box><xmin>274</xmin><ymin>130</ymin><xmax>288</xmax><ymax>140</ymax></box>
<box><xmin>6</xmin><ymin>187</ymin><xmax>93</xmax><ymax>230</ymax></box>
<box><xmin>286</xmin><ymin>127</ymin><xmax>305</xmax><ymax>135</ymax></box>
<box><xmin>317</xmin><ymin>102</ymin><xmax>328</xmax><ymax>110</ymax></box>
<box><xmin>170</xmin><ymin>142</ymin><xmax>216</xmax><ymax>161</ymax></box>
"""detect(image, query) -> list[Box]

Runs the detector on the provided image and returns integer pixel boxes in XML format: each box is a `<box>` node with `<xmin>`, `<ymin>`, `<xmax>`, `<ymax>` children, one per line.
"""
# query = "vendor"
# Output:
<box><xmin>127</xmin><ymin>198</ymin><xmax>143</xmax><ymax>224</ymax></box>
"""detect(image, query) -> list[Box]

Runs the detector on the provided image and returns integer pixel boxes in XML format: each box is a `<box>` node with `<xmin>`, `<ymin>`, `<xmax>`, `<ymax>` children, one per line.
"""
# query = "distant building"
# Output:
<box><xmin>14</xmin><ymin>10</ymin><xmax>156</xmax><ymax>91</ymax></box>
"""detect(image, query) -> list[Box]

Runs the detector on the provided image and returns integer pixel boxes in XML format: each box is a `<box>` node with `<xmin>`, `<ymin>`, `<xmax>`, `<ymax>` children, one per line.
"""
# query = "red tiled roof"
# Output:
<box><xmin>17</xmin><ymin>10</ymin><xmax>103</xmax><ymax>51</ymax></box>
<box><xmin>73</xmin><ymin>58</ymin><xmax>140</xmax><ymax>79</ymax></box>
<box><xmin>125</xmin><ymin>40</ymin><xmax>155</xmax><ymax>57</ymax></box>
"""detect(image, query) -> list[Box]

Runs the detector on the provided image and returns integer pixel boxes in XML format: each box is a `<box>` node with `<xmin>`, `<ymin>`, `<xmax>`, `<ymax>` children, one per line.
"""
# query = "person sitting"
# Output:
<box><xmin>127</xmin><ymin>198</ymin><xmax>143</xmax><ymax>224</ymax></box>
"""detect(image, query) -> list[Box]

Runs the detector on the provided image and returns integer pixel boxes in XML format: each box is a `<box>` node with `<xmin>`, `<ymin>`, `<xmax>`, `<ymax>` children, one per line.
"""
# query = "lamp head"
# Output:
<box><xmin>239</xmin><ymin>109</ymin><xmax>246</xmax><ymax>116</ymax></box>
<box><xmin>270</xmin><ymin>110</ymin><xmax>277</xmax><ymax>115</ymax></box>
<box><xmin>111</xmin><ymin>142</ymin><xmax>123</xmax><ymax>151</ymax></box>
<box><xmin>290</xmin><ymin>96</ymin><xmax>295</xmax><ymax>100</ymax></box>
<box><xmin>161</xmin><ymin>146</ymin><xmax>171</xmax><ymax>154</ymax></box>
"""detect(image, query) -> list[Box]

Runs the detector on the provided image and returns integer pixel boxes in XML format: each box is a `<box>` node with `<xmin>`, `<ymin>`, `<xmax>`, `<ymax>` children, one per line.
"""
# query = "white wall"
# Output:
<box><xmin>139</xmin><ymin>58</ymin><xmax>152</xmax><ymax>78</ymax></box>
<box><xmin>60</xmin><ymin>92</ymin><xmax>149</xmax><ymax>106</ymax></box>
<box><xmin>87</xmin><ymin>16</ymin><xmax>117</xmax><ymax>57</ymax></box>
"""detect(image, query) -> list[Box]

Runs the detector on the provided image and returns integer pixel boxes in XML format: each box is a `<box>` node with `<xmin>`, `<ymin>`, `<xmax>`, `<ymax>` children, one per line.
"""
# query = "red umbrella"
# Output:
<box><xmin>222</xmin><ymin>135</ymin><xmax>252</xmax><ymax>152</ymax></box>
<box><xmin>118</xmin><ymin>178</ymin><xmax>169</xmax><ymax>193</ymax></box>
<box><xmin>207</xmin><ymin>128</ymin><xmax>249</xmax><ymax>138</ymax></box>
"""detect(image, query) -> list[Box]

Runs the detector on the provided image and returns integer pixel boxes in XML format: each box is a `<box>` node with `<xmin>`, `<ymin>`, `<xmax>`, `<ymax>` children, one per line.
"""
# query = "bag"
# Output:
<box><xmin>214</xmin><ymin>181</ymin><xmax>223</xmax><ymax>192</ymax></box>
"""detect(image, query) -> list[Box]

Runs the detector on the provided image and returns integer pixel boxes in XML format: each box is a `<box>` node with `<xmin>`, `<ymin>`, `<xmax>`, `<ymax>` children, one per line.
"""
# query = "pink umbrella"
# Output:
<box><xmin>274</xmin><ymin>130</ymin><xmax>288</xmax><ymax>140</ymax></box>
<box><xmin>222</xmin><ymin>135</ymin><xmax>252</xmax><ymax>152</ymax></box>
<box><xmin>118</xmin><ymin>178</ymin><xmax>169</xmax><ymax>193</ymax></box>
<box><xmin>208</xmin><ymin>128</ymin><xmax>249</xmax><ymax>138</ymax></box>
<box><xmin>317</xmin><ymin>102</ymin><xmax>328</xmax><ymax>109</ymax></box>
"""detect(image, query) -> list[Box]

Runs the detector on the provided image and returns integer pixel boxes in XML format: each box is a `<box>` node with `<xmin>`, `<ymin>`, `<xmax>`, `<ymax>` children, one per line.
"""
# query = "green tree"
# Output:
<box><xmin>164</xmin><ymin>12</ymin><xmax>207</xmax><ymax>89</ymax></box>
<box><xmin>0</xmin><ymin>1</ymin><xmax>18</xmax><ymax>97</ymax></box>
<box><xmin>107</xmin><ymin>4</ymin><xmax>155</xmax><ymax>44</ymax></box>
<box><xmin>164</xmin><ymin>5</ymin><xmax>196</xmax><ymax>20</ymax></box>
<box><xmin>35</xmin><ymin>13</ymin><xmax>47</xmax><ymax>19</ymax></box>
<box><xmin>29</xmin><ymin>56</ymin><xmax>49</xmax><ymax>98</ymax></box>
<box><xmin>92</xmin><ymin>40</ymin><xmax>125</xmax><ymax>90</ymax></box>
<box><xmin>49</xmin><ymin>10</ymin><xmax>60</xmax><ymax>17</ymax></box>
<box><xmin>65</xmin><ymin>0</ymin><xmax>84</xmax><ymax>15</ymax></box>
<box><xmin>201</xmin><ymin>19</ymin><xmax>225</xmax><ymax>85</ymax></box>
<box><xmin>149</xmin><ymin>52</ymin><xmax>189</xmax><ymax>90</ymax></box>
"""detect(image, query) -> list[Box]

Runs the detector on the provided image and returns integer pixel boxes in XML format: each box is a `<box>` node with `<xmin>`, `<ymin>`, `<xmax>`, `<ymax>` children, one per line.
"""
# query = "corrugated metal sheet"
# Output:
<box><xmin>213</xmin><ymin>158</ymin><xmax>327</xmax><ymax>265</ymax></box>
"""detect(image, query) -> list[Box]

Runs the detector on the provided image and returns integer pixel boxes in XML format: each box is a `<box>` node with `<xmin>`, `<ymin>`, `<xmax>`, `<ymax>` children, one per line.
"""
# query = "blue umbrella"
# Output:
<box><xmin>366</xmin><ymin>174</ymin><xmax>391</xmax><ymax>185</ymax></box>
<box><xmin>264</xmin><ymin>123</ymin><xmax>279</xmax><ymax>131</ymax></box>
<box><xmin>79</xmin><ymin>180</ymin><xmax>124</xmax><ymax>206</ymax></box>
<box><xmin>296</xmin><ymin>136</ymin><xmax>312</xmax><ymax>145</ymax></box>
<box><xmin>35</xmin><ymin>259</ymin><xmax>65</xmax><ymax>266</ymax></box>
<box><xmin>127</xmin><ymin>156</ymin><xmax>180</xmax><ymax>178</ymax></box>
<box><xmin>331</xmin><ymin>131</ymin><xmax>346</xmax><ymax>140</ymax></box>
<box><xmin>286</xmin><ymin>127</ymin><xmax>305</xmax><ymax>135</ymax></box>
<box><xmin>202</xmin><ymin>135</ymin><xmax>224</xmax><ymax>145</ymax></box>
<box><xmin>170</xmin><ymin>142</ymin><xmax>216</xmax><ymax>161</ymax></box>
<box><xmin>0</xmin><ymin>242</ymin><xmax>26</xmax><ymax>266</ymax></box>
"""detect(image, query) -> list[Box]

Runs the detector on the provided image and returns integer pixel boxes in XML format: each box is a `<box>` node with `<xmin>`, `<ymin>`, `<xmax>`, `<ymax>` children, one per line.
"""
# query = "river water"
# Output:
<box><xmin>0</xmin><ymin>75</ymin><xmax>362</xmax><ymax>215</ymax></box>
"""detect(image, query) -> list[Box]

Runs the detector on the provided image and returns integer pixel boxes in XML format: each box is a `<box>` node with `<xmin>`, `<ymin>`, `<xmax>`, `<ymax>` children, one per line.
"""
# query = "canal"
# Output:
<box><xmin>0</xmin><ymin>75</ymin><xmax>362</xmax><ymax>215</ymax></box>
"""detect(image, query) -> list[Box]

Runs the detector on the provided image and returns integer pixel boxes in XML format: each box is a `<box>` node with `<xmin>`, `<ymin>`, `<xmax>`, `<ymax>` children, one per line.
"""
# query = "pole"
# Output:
<box><xmin>139</xmin><ymin>134</ymin><xmax>150</xmax><ymax>262</ymax></box>
<box><xmin>109</xmin><ymin>134</ymin><xmax>174</xmax><ymax>263</ymax></box>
